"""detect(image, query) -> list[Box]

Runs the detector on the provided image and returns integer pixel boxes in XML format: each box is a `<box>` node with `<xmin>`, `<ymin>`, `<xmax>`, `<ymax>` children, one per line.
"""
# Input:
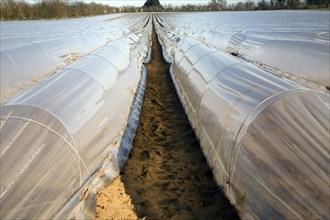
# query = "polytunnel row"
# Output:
<box><xmin>205</xmin><ymin>31</ymin><xmax>330</xmax><ymax>89</ymax></box>
<box><xmin>0</xmin><ymin>13</ymin><xmax>151</xmax><ymax>104</ymax></box>
<box><xmin>0</xmin><ymin>14</ymin><xmax>153</xmax><ymax>219</ymax></box>
<box><xmin>155</xmin><ymin>12</ymin><xmax>330</xmax><ymax>42</ymax></box>
<box><xmin>155</xmin><ymin>13</ymin><xmax>330</xmax><ymax>90</ymax></box>
<box><xmin>154</xmin><ymin>15</ymin><xmax>330</xmax><ymax>220</ymax></box>
<box><xmin>0</xmin><ymin>14</ymin><xmax>139</xmax><ymax>50</ymax></box>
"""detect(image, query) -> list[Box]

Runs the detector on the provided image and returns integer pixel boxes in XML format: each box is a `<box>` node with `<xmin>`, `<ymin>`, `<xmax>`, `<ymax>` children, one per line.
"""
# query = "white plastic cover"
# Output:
<box><xmin>155</xmin><ymin>20</ymin><xmax>330</xmax><ymax>219</ymax></box>
<box><xmin>0</xmin><ymin>13</ymin><xmax>151</xmax><ymax>104</ymax></box>
<box><xmin>155</xmin><ymin>11</ymin><xmax>330</xmax><ymax>90</ymax></box>
<box><xmin>0</xmin><ymin>15</ymin><xmax>152</xmax><ymax>218</ymax></box>
<box><xmin>0</xmin><ymin>14</ymin><xmax>126</xmax><ymax>49</ymax></box>
<box><xmin>1</xmin><ymin>41</ymin><xmax>70</xmax><ymax>104</ymax></box>
<box><xmin>250</xmin><ymin>39</ymin><xmax>330</xmax><ymax>87</ymax></box>
<box><xmin>229</xmin><ymin>91</ymin><xmax>329</xmax><ymax>219</ymax></box>
<box><xmin>224</xmin><ymin>34</ymin><xmax>330</xmax><ymax>89</ymax></box>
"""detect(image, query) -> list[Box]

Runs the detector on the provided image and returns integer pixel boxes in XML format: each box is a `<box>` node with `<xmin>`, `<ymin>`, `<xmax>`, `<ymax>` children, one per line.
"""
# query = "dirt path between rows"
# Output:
<box><xmin>96</xmin><ymin>25</ymin><xmax>239</xmax><ymax>220</ymax></box>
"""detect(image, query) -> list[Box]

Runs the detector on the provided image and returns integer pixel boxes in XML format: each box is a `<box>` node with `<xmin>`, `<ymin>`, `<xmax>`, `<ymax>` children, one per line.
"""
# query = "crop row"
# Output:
<box><xmin>154</xmin><ymin>12</ymin><xmax>329</xmax><ymax>219</ymax></box>
<box><xmin>0</xmin><ymin>13</ymin><xmax>152</xmax><ymax>219</ymax></box>
<box><xmin>1</xmin><ymin>12</ymin><xmax>329</xmax><ymax>219</ymax></box>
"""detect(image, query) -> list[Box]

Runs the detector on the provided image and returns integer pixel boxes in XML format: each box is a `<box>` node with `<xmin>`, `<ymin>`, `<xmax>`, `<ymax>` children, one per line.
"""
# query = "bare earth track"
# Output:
<box><xmin>96</xmin><ymin>26</ymin><xmax>239</xmax><ymax>220</ymax></box>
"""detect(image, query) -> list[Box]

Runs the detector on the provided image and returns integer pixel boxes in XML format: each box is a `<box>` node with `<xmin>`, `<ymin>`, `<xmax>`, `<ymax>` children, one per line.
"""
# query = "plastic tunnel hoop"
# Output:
<box><xmin>229</xmin><ymin>90</ymin><xmax>329</xmax><ymax>219</ymax></box>
<box><xmin>0</xmin><ymin>105</ymin><xmax>86</xmax><ymax>219</ymax></box>
<box><xmin>0</xmin><ymin>108</ymin><xmax>89</xmax><ymax>186</ymax></box>
<box><xmin>228</xmin><ymin>88</ymin><xmax>314</xmax><ymax>187</ymax></box>
<box><xmin>0</xmin><ymin>15</ymin><xmax>153</xmax><ymax>217</ymax></box>
<box><xmin>154</xmin><ymin>20</ymin><xmax>330</xmax><ymax>219</ymax></box>
<box><xmin>0</xmin><ymin>103</ymin><xmax>90</xmax><ymax>172</ymax></box>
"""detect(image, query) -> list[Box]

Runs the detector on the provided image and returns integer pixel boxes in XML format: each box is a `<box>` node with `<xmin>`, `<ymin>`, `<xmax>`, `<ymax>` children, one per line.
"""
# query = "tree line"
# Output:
<box><xmin>156</xmin><ymin>0</ymin><xmax>328</xmax><ymax>11</ymax></box>
<box><xmin>0</xmin><ymin>0</ymin><xmax>118</xmax><ymax>20</ymax></box>
<box><xmin>256</xmin><ymin>0</ymin><xmax>328</xmax><ymax>10</ymax></box>
<box><xmin>0</xmin><ymin>0</ymin><xmax>329</xmax><ymax>20</ymax></box>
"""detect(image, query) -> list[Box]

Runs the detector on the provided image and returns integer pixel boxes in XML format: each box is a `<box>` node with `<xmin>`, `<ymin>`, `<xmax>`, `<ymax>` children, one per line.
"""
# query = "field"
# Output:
<box><xmin>0</xmin><ymin>11</ymin><xmax>329</xmax><ymax>219</ymax></box>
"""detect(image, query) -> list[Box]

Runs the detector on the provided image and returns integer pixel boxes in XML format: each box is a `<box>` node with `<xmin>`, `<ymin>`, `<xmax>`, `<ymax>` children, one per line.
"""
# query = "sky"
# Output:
<box><xmin>25</xmin><ymin>0</ymin><xmax>244</xmax><ymax>7</ymax></box>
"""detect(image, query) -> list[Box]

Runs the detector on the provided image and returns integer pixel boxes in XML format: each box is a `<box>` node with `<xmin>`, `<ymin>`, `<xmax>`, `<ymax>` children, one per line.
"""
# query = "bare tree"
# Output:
<box><xmin>209</xmin><ymin>0</ymin><xmax>227</xmax><ymax>10</ymax></box>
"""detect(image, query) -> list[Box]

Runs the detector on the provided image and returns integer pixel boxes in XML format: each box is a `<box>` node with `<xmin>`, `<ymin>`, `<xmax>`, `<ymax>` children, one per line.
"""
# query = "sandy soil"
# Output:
<box><xmin>96</xmin><ymin>176</ymin><xmax>138</xmax><ymax>219</ymax></box>
<box><xmin>96</xmin><ymin>26</ymin><xmax>239</xmax><ymax>220</ymax></box>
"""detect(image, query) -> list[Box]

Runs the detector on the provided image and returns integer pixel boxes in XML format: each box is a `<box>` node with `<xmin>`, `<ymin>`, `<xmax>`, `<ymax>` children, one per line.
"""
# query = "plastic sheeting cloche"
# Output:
<box><xmin>0</xmin><ymin>13</ymin><xmax>150</xmax><ymax>104</ymax></box>
<box><xmin>155</xmin><ymin>11</ymin><xmax>330</xmax><ymax>90</ymax></box>
<box><xmin>155</xmin><ymin>17</ymin><xmax>330</xmax><ymax>219</ymax></box>
<box><xmin>0</xmin><ymin>14</ymin><xmax>152</xmax><ymax>218</ymax></box>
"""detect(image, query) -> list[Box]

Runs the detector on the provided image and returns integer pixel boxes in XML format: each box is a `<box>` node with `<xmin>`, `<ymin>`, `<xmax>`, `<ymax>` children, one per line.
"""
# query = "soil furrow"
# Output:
<box><xmin>96</xmin><ymin>25</ymin><xmax>239</xmax><ymax>219</ymax></box>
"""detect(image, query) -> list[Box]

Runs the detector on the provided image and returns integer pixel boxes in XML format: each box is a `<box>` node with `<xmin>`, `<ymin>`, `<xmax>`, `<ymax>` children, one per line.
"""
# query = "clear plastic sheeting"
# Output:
<box><xmin>0</xmin><ymin>105</ymin><xmax>86</xmax><ymax>217</ymax></box>
<box><xmin>249</xmin><ymin>39</ymin><xmax>330</xmax><ymax>88</ymax></box>
<box><xmin>155</xmin><ymin>11</ymin><xmax>330</xmax><ymax>39</ymax></box>
<box><xmin>0</xmin><ymin>35</ymin><xmax>37</xmax><ymax>50</ymax></box>
<box><xmin>0</xmin><ymin>14</ymin><xmax>126</xmax><ymax>49</ymax></box>
<box><xmin>224</xmin><ymin>34</ymin><xmax>330</xmax><ymax>89</ymax></box>
<box><xmin>56</xmin><ymin>20</ymin><xmax>153</xmax><ymax>219</ymax></box>
<box><xmin>155</xmin><ymin>11</ymin><xmax>330</xmax><ymax>90</ymax></box>
<box><xmin>0</xmin><ymin>14</ymin><xmax>152</xmax><ymax>218</ymax></box>
<box><xmin>230</xmin><ymin>91</ymin><xmax>329</xmax><ymax>219</ymax></box>
<box><xmin>1</xmin><ymin>40</ymin><xmax>72</xmax><ymax>104</ymax></box>
<box><xmin>0</xmin><ymin>13</ymin><xmax>151</xmax><ymax>104</ymax></box>
<box><xmin>153</xmin><ymin>16</ymin><xmax>176</xmax><ymax>63</ymax></box>
<box><xmin>54</xmin><ymin>65</ymin><xmax>148</xmax><ymax>220</ymax></box>
<box><xmin>203</xmin><ymin>30</ymin><xmax>236</xmax><ymax>51</ymax></box>
<box><xmin>155</xmin><ymin>19</ymin><xmax>330</xmax><ymax>219</ymax></box>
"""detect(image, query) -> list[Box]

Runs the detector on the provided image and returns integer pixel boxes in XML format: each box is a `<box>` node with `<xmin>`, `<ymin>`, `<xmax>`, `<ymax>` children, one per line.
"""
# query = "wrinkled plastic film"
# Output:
<box><xmin>0</xmin><ymin>14</ymin><xmax>151</xmax><ymax>104</ymax></box>
<box><xmin>0</xmin><ymin>16</ymin><xmax>152</xmax><ymax>218</ymax></box>
<box><xmin>53</xmin><ymin>64</ymin><xmax>148</xmax><ymax>219</ymax></box>
<box><xmin>230</xmin><ymin>91</ymin><xmax>329</xmax><ymax>219</ymax></box>
<box><xmin>155</xmin><ymin>21</ymin><xmax>330</xmax><ymax>219</ymax></box>
<box><xmin>156</xmin><ymin>12</ymin><xmax>330</xmax><ymax>90</ymax></box>
<box><xmin>1</xmin><ymin>12</ymin><xmax>328</xmax><ymax>219</ymax></box>
<box><xmin>0</xmin><ymin>106</ymin><xmax>85</xmax><ymax>219</ymax></box>
<box><xmin>54</xmin><ymin>21</ymin><xmax>152</xmax><ymax>219</ymax></box>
